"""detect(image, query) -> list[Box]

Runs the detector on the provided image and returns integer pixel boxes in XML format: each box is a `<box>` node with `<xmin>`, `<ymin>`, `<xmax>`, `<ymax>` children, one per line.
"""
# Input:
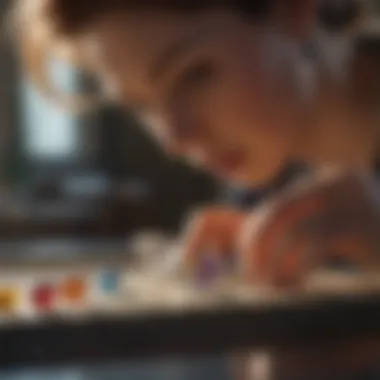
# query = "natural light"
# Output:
<box><xmin>21</xmin><ymin>60</ymin><xmax>79</xmax><ymax>161</ymax></box>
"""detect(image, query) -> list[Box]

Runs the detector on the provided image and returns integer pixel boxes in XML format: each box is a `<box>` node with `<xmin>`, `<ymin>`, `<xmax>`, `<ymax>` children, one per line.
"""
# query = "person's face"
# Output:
<box><xmin>83</xmin><ymin>10</ymin><xmax>304</xmax><ymax>186</ymax></box>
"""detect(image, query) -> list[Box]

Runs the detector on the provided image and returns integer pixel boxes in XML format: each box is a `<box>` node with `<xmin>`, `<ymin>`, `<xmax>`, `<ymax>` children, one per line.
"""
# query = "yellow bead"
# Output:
<box><xmin>0</xmin><ymin>288</ymin><xmax>19</xmax><ymax>314</ymax></box>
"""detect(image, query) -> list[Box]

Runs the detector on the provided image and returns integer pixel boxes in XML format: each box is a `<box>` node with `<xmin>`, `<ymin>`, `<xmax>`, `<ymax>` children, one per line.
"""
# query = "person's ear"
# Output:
<box><xmin>274</xmin><ymin>0</ymin><xmax>318</xmax><ymax>40</ymax></box>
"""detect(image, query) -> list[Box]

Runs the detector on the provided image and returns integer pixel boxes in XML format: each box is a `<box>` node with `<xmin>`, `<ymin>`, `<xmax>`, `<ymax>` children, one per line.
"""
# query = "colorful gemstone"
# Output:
<box><xmin>100</xmin><ymin>270</ymin><xmax>120</xmax><ymax>294</ymax></box>
<box><xmin>60</xmin><ymin>277</ymin><xmax>87</xmax><ymax>303</ymax></box>
<box><xmin>33</xmin><ymin>283</ymin><xmax>55</xmax><ymax>311</ymax></box>
<box><xmin>197</xmin><ymin>253</ymin><xmax>221</xmax><ymax>286</ymax></box>
<box><xmin>0</xmin><ymin>288</ymin><xmax>19</xmax><ymax>313</ymax></box>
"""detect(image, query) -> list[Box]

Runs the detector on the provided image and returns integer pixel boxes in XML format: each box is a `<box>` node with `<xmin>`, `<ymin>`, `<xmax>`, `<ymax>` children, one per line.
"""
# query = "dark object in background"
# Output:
<box><xmin>318</xmin><ymin>0</ymin><xmax>361</xmax><ymax>32</ymax></box>
<box><xmin>30</xmin><ymin>178</ymin><xmax>64</xmax><ymax>201</ymax></box>
<box><xmin>240</xmin><ymin>0</ymin><xmax>274</xmax><ymax>19</ymax></box>
<box><xmin>97</xmin><ymin>106</ymin><xmax>217</xmax><ymax>231</ymax></box>
<box><xmin>352</xmin><ymin>34</ymin><xmax>380</xmax><ymax>106</ymax></box>
<box><xmin>356</xmin><ymin>35</ymin><xmax>380</xmax><ymax>54</ymax></box>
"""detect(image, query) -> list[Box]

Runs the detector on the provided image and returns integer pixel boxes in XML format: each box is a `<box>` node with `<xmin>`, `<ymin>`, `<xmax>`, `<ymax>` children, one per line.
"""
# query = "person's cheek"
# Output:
<box><xmin>222</xmin><ymin>64</ymin><xmax>282</xmax><ymax>137</ymax></box>
<box><xmin>203</xmin><ymin>72</ymin><xmax>257</xmax><ymax>141</ymax></box>
<box><xmin>141</xmin><ymin>109</ymin><xmax>200</xmax><ymax>160</ymax></box>
<box><xmin>197</xmin><ymin>79</ymin><xmax>283</xmax><ymax>183</ymax></box>
<box><xmin>237</xmin><ymin>70</ymin><xmax>298</xmax><ymax>150</ymax></box>
<box><xmin>158</xmin><ymin>97</ymin><xmax>206</xmax><ymax>158</ymax></box>
<box><xmin>224</xmin><ymin>78</ymin><xmax>285</xmax><ymax>152</ymax></box>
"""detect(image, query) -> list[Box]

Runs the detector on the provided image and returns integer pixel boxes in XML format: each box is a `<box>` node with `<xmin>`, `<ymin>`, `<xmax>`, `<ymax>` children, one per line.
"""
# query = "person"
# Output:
<box><xmin>11</xmin><ymin>0</ymin><xmax>380</xmax><ymax>285</ymax></box>
<box><xmin>10</xmin><ymin>1</ymin><xmax>380</xmax><ymax>378</ymax></box>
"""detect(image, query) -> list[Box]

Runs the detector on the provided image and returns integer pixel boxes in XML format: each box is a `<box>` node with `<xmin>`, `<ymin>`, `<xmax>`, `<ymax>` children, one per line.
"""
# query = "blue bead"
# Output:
<box><xmin>100</xmin><ymin>270</ymin><xmax>120</xmax><ymax>293</ymax></box>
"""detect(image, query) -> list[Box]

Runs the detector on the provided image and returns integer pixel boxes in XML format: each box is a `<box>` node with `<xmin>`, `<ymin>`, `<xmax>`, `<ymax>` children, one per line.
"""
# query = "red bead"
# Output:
<box><xmin>33</xmin><ymin>284</ymin><xmax>55</xmax><ymax>310</ymax></box>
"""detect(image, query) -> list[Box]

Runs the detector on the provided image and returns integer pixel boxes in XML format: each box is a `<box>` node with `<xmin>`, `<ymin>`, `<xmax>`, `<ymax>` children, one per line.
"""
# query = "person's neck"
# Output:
<box><xmin>294</xmin><ymin>82</ymin><xmax>379</xmax><ymax>171</ymax></box>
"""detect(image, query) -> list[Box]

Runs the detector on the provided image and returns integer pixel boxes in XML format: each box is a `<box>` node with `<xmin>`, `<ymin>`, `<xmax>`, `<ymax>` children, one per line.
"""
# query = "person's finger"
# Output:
<box><xmin>182</xmin><ymin>208</ymin><xmax>247</xmax><ymax>274</ymax></box>
<box><xmin>181</xmin><ymin>211</ymin><xmax>216</xmax><ymax>273</ymax></box>
<box><xmin>270</xmin><ymin>234</ymin><xmax>319</xmax><ymax>287</ymax></box>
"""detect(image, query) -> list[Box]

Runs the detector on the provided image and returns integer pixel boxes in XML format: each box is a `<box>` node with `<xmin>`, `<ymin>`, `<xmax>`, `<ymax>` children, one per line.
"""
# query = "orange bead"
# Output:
<box><xmin>60</xmin><ymin>277</ymin><xmax>87</xmax><ymax>303</ymax></box>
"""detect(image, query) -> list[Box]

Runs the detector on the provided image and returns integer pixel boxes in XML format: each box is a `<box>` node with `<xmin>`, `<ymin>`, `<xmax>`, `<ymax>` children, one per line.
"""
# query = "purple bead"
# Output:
<box><xmin>197</xmin><ymin>253</ymin><xmax>221</xmax><ymax>286</ymax></box>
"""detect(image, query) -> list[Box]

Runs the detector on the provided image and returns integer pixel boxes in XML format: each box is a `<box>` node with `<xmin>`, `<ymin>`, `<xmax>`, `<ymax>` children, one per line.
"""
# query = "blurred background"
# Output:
<box><xmin>0</xmin><ymin>0</ymin><xmax>379</xmax><ymax>379</ymax></box>
<box><xmin>0</xmin><ymin>0</ymin><xmax>221</xmax><ymax>378</ymax></box>
<box><xmin>0</xmin><ymin>1</ymin><xmax>218</xmax><ymax>242</ymax></box>
<box><xmin>0</xmin><ymin>0</ymin><xmax>223</xmax><ymax>378</ymax></box>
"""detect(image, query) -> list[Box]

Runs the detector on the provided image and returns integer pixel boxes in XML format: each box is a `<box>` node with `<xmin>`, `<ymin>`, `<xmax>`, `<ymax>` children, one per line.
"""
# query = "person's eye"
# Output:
<box><xmin>165</xmin><ymin>61</ymin><xmax>218</xmax><ymax>139</ymax></box>
<box><xmin>174</xmin><ymin>61</ymin><xmax>218</xmax><ymax>95</ymax></box>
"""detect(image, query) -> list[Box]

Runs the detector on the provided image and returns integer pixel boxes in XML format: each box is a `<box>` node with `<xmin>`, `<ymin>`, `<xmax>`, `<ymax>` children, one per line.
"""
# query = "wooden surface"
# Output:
<box><xmin>0</xmin><ymin>241</ymin><xmax>379</xmax><ymax>372</ymax></box>
<box><xmin>0</xmin><ymin>263</ymin><xmax>379</xmax><ymax>369</ymax></box>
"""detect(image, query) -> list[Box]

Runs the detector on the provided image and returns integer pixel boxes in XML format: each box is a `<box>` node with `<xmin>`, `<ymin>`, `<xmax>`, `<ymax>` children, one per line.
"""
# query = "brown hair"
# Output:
<box><xmin>18</xmin><ymin>0</ymin><xmax>369</xmax><ymax>109</ymax></box>
<box><xmin>11</xmin><ymin>0</ymin><xmax>273</xmax><ymax>108</ymax></box>
<box><xmin>21</xmin><ymin>0</ymin><xmax>273</xmax><ymax>37</ymax></box>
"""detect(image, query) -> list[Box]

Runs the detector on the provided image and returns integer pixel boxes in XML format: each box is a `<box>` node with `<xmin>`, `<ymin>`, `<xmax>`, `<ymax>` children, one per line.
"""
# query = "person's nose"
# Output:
<box><xmin>165</xmin><ymin>130</ymin><xmax>205</xmax><ymax>163</ymax></box>
<box><xmin>165</xmin><ymin>105</ymin><xmax>206</xmax><ymax>158</ymax></box>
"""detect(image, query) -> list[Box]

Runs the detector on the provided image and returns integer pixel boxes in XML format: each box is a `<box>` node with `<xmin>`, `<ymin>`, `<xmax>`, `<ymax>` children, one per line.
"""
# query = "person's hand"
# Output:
<box><xmin>180</xmin><ymin>171</ymin><xmax>380</xmax><ymax>286</ymax></box>
<box><xmin>238</xmin><ymin>171</ymin><xmax>380</xmax><ymax>286</ymax></box>
<box><xmin>181</xmin><ymin>206</ymin><xmax>248</xmax><ymax>275</ymax></box>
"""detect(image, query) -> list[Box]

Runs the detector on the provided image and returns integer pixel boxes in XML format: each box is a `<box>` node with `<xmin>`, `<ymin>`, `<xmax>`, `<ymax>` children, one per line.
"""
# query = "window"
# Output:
<box><xmin>20</xmin><ymin>60</ymin><xmax>80</xmax><ymax>163</ymax></box>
